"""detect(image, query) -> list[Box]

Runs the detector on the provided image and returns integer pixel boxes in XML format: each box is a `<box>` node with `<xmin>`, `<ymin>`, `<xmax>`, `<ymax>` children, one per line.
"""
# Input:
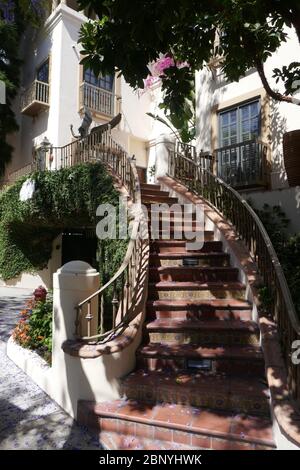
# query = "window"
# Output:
<box><xmin>84</xmin><ymin>68</ymin><xmax>114</xmax><ymax>92</ymax></box>
<box><xmin>36</xmin><ymin>59</ymin><xmax>49</xmax><ymax>83</ymax></box>
<box><xmin>217</xmin><ymin>99</ymin><xmax>264</xmax><ymax>187</ymax></box>
<box><xmin>219</xmin><ymin>100</ymin><xmax>260</xmax><ymax>147</ymax></box>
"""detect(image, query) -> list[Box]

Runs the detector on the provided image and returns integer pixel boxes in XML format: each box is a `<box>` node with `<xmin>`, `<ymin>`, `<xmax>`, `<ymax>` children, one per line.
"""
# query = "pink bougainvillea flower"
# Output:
<box><xmin>143</xmin><ymin>75</ymin><xmax>157</xmax><ymax>89</ymax></box>
<box><xmin>176</xmin><ymin>60</ymin><xmax>190</xmax><ymax>69</ymax></box>
<box><xmin>140</xmin><ymin>54</ymin><xmax>190</xmax><ymax>94</ymax></box>
<box><xmin>153</xmin><ymin>55</ymin><xmax>175</xmax><ymax>75</ymax></box>
<box><xmin>147</xmin><ymin>53</ymin><xmax>175</xmax><ymax>77</ymax></box>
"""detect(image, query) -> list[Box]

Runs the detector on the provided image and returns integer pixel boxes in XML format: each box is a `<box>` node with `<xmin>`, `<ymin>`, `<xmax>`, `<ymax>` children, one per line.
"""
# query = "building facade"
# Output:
<box><xmin>195</xmin><ymin>27</ymin><xmax>300</xmax><ymax>233</ymax></box>
<box><xmin>6</xmin><ymin>1</ymin><xmax>169</xmax><ymax>184</ymax></box>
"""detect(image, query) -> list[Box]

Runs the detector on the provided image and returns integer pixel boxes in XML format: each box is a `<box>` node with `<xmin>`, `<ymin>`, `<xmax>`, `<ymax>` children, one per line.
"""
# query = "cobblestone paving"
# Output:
<box><xmin>0</xmin><ymin>287</ymin><xmax>102</xmax><ymax>450</ymax></box>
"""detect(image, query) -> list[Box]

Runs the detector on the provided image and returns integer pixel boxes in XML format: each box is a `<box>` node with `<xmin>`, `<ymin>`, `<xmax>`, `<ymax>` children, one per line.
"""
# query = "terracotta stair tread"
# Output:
<box><xmin>150</xmin><ymin>240</ymin><xmax>221</xmax><ymax>246</ymax></box>
<box><xmin>147</xmin><ymin>299</ymin><xmax>251</xmax><ymax>309</ymax></box>
<box><xmin>145</xmin><ymin>318</ymin><xmax>258</xmax><ymax>333</ymax></box>
<box><xmin>150</xmin><ymin>251</ymin><xmax>229</xmax><ymax>258</ymax></box>
<box><xmin>100</xmin><ymin>431</ymin><xmax>193</xmax><ymax>450</ymax></box>
<box><xmin>142</xmin><ymin>197</ymin><xmax>179</xmax><ymax>204</ymax></box>
<box><xmin>155</xmin><ymin>229</ymin><xmax>214</xmax><ymax>239</ymax></box>
<box><xmin>150</xmin><ymin>241</ymin><xmax>223</xmax><ymax>253</ymax></box>
<box><xmin>149</xmin><ymin>281</ymin><xmax>245</xmax><ymax>290</ymax></box>
<box><xmin>145</xmin><ymin>202</ymin><xmax>189</xmax><ymax>208</ymax></box>
<box><xmin>140</xmin><ymin>183</ymin><xmax>161</xmax><ymax>190</ymax></box>
<box><xmin>141</xmin><ymin>189</ymin><xmax>170</xmax><ymax>197</ymax></box>
<box><xmin>149</xmin><ymin>266</ymin><xmax>237</xmax><ymax>273</ymax></box>
<box><xmin>139</xmin><ymin>343</ymin><xmax>263</xmax><ymax>361</ymax></box>
<box><xmin>84</xmin><ymin>399</ymin><xmax>275</xmax><ymax>447</ymax></box>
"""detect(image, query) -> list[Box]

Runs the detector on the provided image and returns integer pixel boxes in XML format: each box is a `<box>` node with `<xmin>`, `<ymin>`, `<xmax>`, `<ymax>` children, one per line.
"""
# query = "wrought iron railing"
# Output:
<box><xmin>6</xmin><ymin>119</ymin><xmax>148</xmax><ymax>345</ymax></box>
<box><xmin>215</xmin><ymin>139</ymin><xmax>268</xmax><ymax>188</ymax></box>
<box><xmin>21</xmin><ymin>80</ymin><xmax>50</xmax><ymax>111</ymax></box>
<box><xmin>168</xmin><ymin>145</ymin><xmax>300</xmax><ymax>403</ymax></box>
<box><xmin>80</xmin><ymin>82</ymin><xmax>116</xmax><ymax>117</ymax></box>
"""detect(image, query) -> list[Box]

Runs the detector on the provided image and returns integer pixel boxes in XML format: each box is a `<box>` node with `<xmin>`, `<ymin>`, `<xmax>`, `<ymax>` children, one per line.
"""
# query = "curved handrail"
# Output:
<box><xmin>75</xmin><ymin>153</ymin><xmax>147</xmax><ymax>342</ymax></box>
<box><xmin>216</xmin><ymin>176</ymin><xmax>300</xmax><ymax>334</ymax></box>
<box><xmin>168</xmin><ymin>145</ymin><xmax>300</xmax><ymax>402</ymax></box>
<box><xmin>6</xmin><ymin>115</ymin><xmax>148</xmax><ymax>345</ymax></box>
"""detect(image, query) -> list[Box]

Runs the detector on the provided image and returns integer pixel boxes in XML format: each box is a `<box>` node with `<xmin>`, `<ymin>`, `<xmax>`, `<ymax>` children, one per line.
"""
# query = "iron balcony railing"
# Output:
<box><xmin>21</xmin><ymin>80</ymin><xmax>50</xmax><ymax>113</ymax></box>
<box><xmin>80</xmin><ymin>82</ymin><xmax>116</xmax><ymax>117</ymax></box>
<box><xmin>215</xmin><ymin>139</ymin><xmax>268</xmax><ymax>188</ymax></box>
<box><xmin>168</xmin><ymin>144</ymin><xmax>300</xmax><ymax>404</ymax></box>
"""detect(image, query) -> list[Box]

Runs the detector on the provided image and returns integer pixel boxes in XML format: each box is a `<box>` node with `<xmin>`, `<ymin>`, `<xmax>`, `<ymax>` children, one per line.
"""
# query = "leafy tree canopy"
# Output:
<box><xmin>78</xmin><ymin>0</ymin><xmax>300</xmax><ymax>141</ymax></box>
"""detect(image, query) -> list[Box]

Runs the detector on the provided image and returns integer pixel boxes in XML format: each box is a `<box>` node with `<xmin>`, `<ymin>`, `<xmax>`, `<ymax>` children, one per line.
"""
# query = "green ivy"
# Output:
<box><xmin>251</xmin><ymin>202</ymin><xmax>300</xmax><ymax>318</ymax></box>
<box><xmin>0</xmin><ymin>162</ymin><xmax>127</xmax><ymax>283</ymax></box>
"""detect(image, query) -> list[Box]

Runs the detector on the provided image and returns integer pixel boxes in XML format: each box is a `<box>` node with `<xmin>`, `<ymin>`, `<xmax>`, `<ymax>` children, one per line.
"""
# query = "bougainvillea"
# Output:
<box><xmin>141</xmin><ymin>53</ymin><xmax>195</xmax><ymax>142</ymax></box>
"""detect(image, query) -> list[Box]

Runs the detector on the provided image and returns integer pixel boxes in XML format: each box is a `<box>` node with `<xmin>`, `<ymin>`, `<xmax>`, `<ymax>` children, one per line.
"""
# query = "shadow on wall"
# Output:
<box><xmin>53</xmin><ymin>235</ymin><xmax>149</xmax><ymax>427</ymax></box>
<box><xmin>195</xmin><ymin>68</ymin><xmax>227</xmax><ymax>154</ymax></box>
<box><xmin>269</xmin><ymin>99</ymin><xmax>288</xmax><ymax>189</ymax></box>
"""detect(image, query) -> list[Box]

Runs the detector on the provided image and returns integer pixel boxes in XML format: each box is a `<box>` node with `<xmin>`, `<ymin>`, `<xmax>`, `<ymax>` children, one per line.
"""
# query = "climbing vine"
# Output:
<box><xmin>0</xmin><ymin>162</ymin><xmax>127</xmax><ymax>281</ymax></box>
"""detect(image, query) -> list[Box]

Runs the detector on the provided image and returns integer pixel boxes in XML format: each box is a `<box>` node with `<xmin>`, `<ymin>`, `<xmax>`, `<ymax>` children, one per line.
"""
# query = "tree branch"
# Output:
<box><xmin>255</xmin><ymin>59</ymin><xmax>300</xmax><ymax>105</ymax></box>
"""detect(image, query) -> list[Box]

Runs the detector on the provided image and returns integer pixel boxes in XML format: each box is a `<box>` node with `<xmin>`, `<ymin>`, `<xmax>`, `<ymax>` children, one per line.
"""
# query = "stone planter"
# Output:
<box><xmin>283</xmin><ymin>129</ymin><xmax>300</xmax><ymax>186</ymax></box>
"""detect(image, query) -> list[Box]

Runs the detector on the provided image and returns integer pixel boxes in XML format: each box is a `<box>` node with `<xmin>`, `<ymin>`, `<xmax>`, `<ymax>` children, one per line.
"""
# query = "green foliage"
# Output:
<box><xmin>0</xmin><ymin>162</ymin><xmax>125</xmax><ymax>281</ymax></box>
<box><xmin>27</xmin><ymin>294</ymin><xmax>53</xmax><ymax>360</ymax></box>
<box><xmin>279</xmin><ymin>233</ymin><xmax>300</xmax><ymax>315</ymax></box>
<box><xmin>78</xmin><ymin>0</ymin><xmax>300</xmax><ymax>141</ymax></box>
<box><xmin>253</xmin><ymin>203</ymin><xmax>289</xmax><ymax>253</ymax></box>
<box><xmin>252</xmin><ymin>202</ymin><xmax>300</xmax><ymax>317</ymax></box>
<box><xmin>258</xmin><ymin>286</ymin><xmax>273</xmax><ymax>310</ymax></box>
<box><xmin>0</xmin><ymin>1</ymin><xmax>49</xmax><ymax>174</ymax></box>
<box><xmin>13</xmin><ymin>289</ymin><xmax>53</xmax><ymax>364</ymax></box>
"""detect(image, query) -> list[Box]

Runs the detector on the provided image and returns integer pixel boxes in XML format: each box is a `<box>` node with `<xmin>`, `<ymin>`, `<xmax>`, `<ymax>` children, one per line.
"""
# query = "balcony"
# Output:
<box><xmin>80</xmin><ymin>82</ymin><xmax>115</xmax><ymax>117</ymax></box>
<box><xmin>21</xmin><ymin>80</ymin><xmax>50</xmax><ymax>116</ymax></box>
<box><xmin>215</xmin><ymin>139</ymin><xmax>268</xmax><ymax>189</ymax></box>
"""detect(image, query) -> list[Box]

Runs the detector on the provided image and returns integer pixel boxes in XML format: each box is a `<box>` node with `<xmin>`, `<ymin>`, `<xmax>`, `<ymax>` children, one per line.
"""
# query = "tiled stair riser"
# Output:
<box><xmin>76</xmin><ymin>184</ymin><xmax>275</xmax><ymax>450</ymax></box>
<box><xmin>147</xmin><ymin>330</ymin><xmax>259</xmax><ymax>346</ymax></box>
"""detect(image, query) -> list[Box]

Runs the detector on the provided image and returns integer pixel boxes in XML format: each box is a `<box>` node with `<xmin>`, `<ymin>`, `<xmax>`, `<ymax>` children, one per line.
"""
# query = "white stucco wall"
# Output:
<box><xmin>7</xmin><ymin>3</ymin><xmax>167</xmax><ymax>175</ymax></box>
<box><xmin>195</xmin><ymin>27</ymin><xmax>300</xmax><ymax>190</ymax></box>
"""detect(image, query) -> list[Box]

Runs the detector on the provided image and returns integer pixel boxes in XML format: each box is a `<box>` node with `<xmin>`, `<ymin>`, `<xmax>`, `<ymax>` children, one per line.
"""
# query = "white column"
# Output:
<box><xmin>153</xmin><ymin>133</ymin><xmax>175</xmax><ymax>181</ymax></box>
<box><xmin>51</xmin><ymin>261</ymin><xmax>100</xmax><ymax>416</ymax></box>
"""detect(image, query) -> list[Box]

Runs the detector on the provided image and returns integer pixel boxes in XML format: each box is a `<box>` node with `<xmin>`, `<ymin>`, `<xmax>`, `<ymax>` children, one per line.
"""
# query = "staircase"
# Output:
<box><xmin>77</xmin><ymin>183</ymin><xmax>275</xmax><ymax>450</ymax></box>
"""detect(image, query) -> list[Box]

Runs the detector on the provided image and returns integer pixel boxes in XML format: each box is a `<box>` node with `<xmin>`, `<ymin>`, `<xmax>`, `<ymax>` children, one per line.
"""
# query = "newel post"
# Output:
<box><xmin>52</xmin><ymin>261</ymin><xmax>100</xmax><ymax>360</ymax></box>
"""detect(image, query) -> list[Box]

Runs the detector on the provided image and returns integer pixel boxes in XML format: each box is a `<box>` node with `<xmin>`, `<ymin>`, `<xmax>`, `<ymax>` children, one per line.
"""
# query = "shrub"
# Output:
<box><xmin>13</xmin><ymin>286</ymin><xmax>53</xmax><ymax>364</ymax></box>
<box><xmin>251</xmin><ymin>202</ymin><xmax>300</xmax><ymax>318</ymax></box>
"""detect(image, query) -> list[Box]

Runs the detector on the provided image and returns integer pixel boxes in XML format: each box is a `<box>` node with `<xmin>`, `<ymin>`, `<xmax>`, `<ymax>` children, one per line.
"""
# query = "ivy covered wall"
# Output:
<box><xmin>0</xmin><ymin>162</ymin><xmax>127</xmax><ymax>282</ymax></box>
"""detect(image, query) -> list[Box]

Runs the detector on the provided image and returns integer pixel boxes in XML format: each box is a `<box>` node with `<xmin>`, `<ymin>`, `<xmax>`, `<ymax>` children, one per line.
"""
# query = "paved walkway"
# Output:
<box><xmin>0</xmin><ymin>287</ymin><xmax>102</xmax><ymax>450</ymax></box>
